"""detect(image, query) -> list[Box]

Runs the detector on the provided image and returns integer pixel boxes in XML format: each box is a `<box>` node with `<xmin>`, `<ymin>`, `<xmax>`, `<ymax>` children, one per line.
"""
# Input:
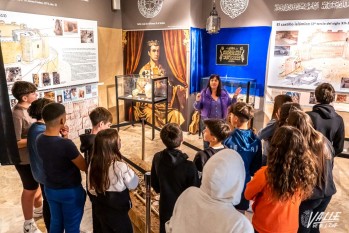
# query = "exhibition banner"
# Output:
<box><xmin>0</xmin><ymin>10</ymin><xmax>99</xmax><ymax>99</ymax></box>
<box><xmin>123</xmin><ymin>30</ymin><xmax>189</xmax><ymax>129</ymax></box>
<box><xmin>0</xmin><ymin>10</ymin><xmax>99</xmax><ymax>140</ymax></box>
<box><xmin>268</xmin><ymin>18</ymin><xmax>349</xmax><ymax>93</ymax></box>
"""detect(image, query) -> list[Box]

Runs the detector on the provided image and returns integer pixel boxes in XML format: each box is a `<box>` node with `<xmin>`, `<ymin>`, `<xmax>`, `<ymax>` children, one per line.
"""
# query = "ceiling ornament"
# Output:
<box><xmin>138</xmin><ymin>0</ymin><xmax>164</xmax><ymax>18</ymax></box>
<box><xmin>220</xmin><ymin>0</ymin><xmax>249</xmax><ymax>19</ymax></box>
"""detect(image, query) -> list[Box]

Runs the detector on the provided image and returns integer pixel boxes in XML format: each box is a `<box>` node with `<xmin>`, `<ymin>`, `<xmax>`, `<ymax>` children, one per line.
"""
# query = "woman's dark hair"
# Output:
<box><xmin>286</xmin><ymin>110</ymin><xmax>329</xmax><ymax>190</ymax></box>
<box><xmin>27</xmin><ymin>98</ymin><xmax>53</xmax><ymax>120</ymax></box>
<box><xmin>204</xmin><ymin>119</ymin><xmax>231</xmax><ymax>142</ymax></box>
<box><xmin>278</xmin><ymin>102</ymin><xmax>302</xmax><ymax>127</ymax></box>
<box><xmin>229</xmin><ymin>102</ymin><xmax>254</xmax><ymax>123</ymax></box>
<box><xmin>271</xmin><ymin>95</ymin><xmax>293</xmax><ymax>119</ymax></box>
<box><xmin>267</xmin><ymin>126</ymin><xmax>317</xmax><ymax>201</ymax></box>
<box><xmin>160</xmin><ymin>123</ymin><xmax>183</xmax><ymax>149</ymax></box>
<box><xmin>315</xmin><ymin>83</ymin><xmax>335</xmax><ymax>104</ymax></box>
<box><xmin>206</xmin><ymin>74</ymin><xmax>222</xmax><ymax>96</ymax></box>
<box><xmin>89</xmin><ymin>129</ymin><xmax>122</xmax><ymax>194</ymax></box>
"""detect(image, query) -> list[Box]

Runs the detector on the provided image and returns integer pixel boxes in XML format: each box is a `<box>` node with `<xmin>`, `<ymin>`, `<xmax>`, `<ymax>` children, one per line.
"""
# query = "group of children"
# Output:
<box><xmin>11</xmin><ymin>80</ymin><xmax>340</xmax><ymax>233</ymax></box>
<box><xmin>11</xmin><ymin>80</ymin><xmax>138</xmax><ymax>233</ymax></box>
<box><xmin>158</xmin><ymin>83</ymin><xmax>340</xmax><ymax>233</ymax></box>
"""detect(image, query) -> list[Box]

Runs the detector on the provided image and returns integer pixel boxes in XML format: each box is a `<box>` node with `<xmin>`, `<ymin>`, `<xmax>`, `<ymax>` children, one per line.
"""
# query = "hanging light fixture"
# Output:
<box><xmin>206</xmin><ymin>0</ymin><xmax>221</xmax><ymax>34</ymax></box>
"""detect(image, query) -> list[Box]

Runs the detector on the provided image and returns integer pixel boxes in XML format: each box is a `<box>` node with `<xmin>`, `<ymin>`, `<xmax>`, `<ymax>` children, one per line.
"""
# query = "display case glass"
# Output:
<box><xmin>115</xmin><ymin>74</ymin><xmax>168</xmax><ymax>102</ymax></box>
<box><xmin>201</xmin><ymin>77</ymin><xmax>256</xmax><ymax>104</ymax></box>
<box><xmin>114</xmin><ymin>74</ymin><xmax>169</xmax><ymax>140</ymax></box>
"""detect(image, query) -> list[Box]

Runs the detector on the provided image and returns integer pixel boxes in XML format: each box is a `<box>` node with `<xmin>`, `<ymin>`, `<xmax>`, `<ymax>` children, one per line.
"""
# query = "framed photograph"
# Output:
<box><xmin>42</xmin><ymin>73</ymin><xmax>51</xmax><ymax>86</ymax></box>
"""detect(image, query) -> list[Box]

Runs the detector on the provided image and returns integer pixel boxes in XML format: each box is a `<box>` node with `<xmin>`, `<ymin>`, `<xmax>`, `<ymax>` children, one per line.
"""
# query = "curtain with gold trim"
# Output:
<box><xmin>125</xmin><ymin>31</ymin><xmax>144</xmax><ymax>74</ymax></box>
<box><xmin>162</xmin><ymin>30</ymin><xmax>188</xmax><ymax>87</ymax></box>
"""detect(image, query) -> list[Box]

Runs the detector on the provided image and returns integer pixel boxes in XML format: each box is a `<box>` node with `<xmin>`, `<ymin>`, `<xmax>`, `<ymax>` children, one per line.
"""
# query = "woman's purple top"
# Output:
<box><xmin>194</xmin><ymin>87</ymin><xmax>235</xmax><ymax>120</ymax></box>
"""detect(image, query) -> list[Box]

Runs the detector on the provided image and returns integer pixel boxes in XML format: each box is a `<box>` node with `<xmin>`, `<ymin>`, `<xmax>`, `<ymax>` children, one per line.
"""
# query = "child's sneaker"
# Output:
<box><xmin>23</xmin><ymin>220</ymin><xmax>42</xmax><ymax>233</ymax></box>
<box><xmin>33</xmin><ymin>206</ymin><xmax>43</xmax><ymax>218</ymax></box>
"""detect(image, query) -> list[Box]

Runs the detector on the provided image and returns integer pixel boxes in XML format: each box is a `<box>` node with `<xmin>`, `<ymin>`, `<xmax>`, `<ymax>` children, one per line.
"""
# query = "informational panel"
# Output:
<box><xmin>216</xmin><ymin>44</ymin><xmax>248</xmax><ymax>65</ymax></box>
<box><xmin>268</xmin><ymin>18</ymin><xmax>349</xmax><ymax>93</ymax></box>
<box><xmin>0</xmin><ymin>10</ymin><xmax>99</xmax><ymax>139</ymax></box>
<box><xmin>0</xmin><ymin>10</ymin><xmax>99</xmax><ymax>98</ymax></box>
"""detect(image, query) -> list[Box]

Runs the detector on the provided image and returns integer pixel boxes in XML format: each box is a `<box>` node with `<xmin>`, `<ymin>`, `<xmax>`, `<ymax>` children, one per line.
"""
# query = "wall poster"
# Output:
<box><xmin>0</xmin><ymin>10</ymin><xmax>99</xmax><ymax>95</ymax></box>
<box><xmin>268</xmin><ymin>19</ymin><xmax>349</xmax><ymax>93</ymax></box>
<box><xmin>0</xmin><ymin>10</ymin><xmax>99</xmax><ymax>139</ymax></box>
<box><xmin>216</xmin><ymin>44</ymin><xmax>249</xmax><ymax>65</ymax></box>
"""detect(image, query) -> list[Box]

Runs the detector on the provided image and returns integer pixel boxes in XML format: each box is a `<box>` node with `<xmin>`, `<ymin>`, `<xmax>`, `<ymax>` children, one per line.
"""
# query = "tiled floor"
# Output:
<box><xmin>0</xmin><ymin>124</ymin><xmax>348</xmax><ymax>232</ymax></box>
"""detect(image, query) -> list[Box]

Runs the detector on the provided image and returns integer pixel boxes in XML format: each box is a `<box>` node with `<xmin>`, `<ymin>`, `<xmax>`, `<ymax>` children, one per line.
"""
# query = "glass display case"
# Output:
<box><xmin>115</xmin><ymin>74</ymin><xmax>168</xmax><ymax>140</ymax></box>
<box><xmin>201</xmin><ymin>77</ymin><xmax>256</xmax><ymax>104</ymax></box>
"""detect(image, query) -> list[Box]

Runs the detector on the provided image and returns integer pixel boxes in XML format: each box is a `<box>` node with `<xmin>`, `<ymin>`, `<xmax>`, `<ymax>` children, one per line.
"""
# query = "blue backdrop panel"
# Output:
<box><xmin>190</xmin><ymin>27</ymin><xmax>208</xmax><ymax>94</ymax></box>
<box><xmin>190</xmin><ymin>27</ymin><xmax>271</xmax><ymax>96</ymax></box>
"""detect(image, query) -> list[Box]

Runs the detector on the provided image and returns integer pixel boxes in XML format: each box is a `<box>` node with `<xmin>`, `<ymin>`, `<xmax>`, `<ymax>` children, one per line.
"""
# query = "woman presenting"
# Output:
<box><xmin>194</xmin><ymin>74</ymin><xmax>240</xmax><ymax>147</ymax></box>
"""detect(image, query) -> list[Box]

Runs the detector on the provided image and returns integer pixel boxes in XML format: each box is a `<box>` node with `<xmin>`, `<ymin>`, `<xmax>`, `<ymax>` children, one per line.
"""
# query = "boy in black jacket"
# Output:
<box><xmin>151</xmin><ymin>123</ymin><xmax>200</xmax><ymax>233</ymax></box>
<box><xmin>307</xmin><ymin>83</ymin><xmax>344</xmax><ymax>155</ymax></box>
<box><xmin>79</xmin><ymin>107</ymin><xmax>112</xmax><ymax>165</ymax></box>
<box><xmin>193</xmin><ymin>119</ymin><xmax>230</xmax><ymax>179</ymax></box>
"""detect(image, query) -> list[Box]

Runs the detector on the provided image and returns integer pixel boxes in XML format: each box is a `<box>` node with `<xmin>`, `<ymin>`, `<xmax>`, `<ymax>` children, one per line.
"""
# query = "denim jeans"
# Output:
<box><xmin>45</xmin><ymin>185</ymin><xmax>86</xmax><ymax>233</ymax></box>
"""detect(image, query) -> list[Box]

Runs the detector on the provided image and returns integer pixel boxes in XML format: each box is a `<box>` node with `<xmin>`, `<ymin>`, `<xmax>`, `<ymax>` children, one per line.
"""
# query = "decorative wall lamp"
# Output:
<box><xmin>206</xmin><ymin>0</ymin><xmax>221</xmax><ymax>34</ymax></box>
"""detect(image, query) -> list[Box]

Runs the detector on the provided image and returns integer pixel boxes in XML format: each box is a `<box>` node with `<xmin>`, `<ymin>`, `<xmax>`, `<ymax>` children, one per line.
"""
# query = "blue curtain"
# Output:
<box><xmin>190</xmin><ymin>27</ymin><xmax>206</xmax><ymax>94</ymax></box>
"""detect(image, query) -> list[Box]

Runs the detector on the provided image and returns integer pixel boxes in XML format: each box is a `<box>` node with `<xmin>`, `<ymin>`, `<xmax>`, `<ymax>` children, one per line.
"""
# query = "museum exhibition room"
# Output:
<box><xmin>0</xmin><ymin>0</ymin><xmax>348</xmax><ymax>232</ymax></box>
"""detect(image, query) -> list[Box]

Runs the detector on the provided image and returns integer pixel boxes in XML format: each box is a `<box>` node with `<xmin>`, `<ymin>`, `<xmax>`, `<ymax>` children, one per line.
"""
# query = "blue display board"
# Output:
<box><xmin>190</xmin><ymin>27</ymin><xmax>271</xmax><ymax>97</ymax></box>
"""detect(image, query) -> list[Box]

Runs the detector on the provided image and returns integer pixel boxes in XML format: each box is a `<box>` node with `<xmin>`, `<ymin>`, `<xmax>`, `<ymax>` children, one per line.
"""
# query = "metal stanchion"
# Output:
<box><xmin>144</xmin><ymin>172</ymin><xmax>151</xmax><ymax>233</ymax></box>
<box><xmin>141</xmin><ymin>118</ymin><xmax>145</xmax><ymax>160</ymax></box>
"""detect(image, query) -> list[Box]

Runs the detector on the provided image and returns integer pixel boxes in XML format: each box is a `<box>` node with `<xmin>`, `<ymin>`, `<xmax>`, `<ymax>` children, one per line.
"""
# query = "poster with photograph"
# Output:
<box><xmin>56</xmin><ymin>90</ymin><xmax>63</xmax><ymax>103</ymax></box>
<box><xmin>42</xmin><ymin>73</ymin><xmax>51</xmax><ymax>86</ymax></box>
<box><xmin>10</xmin><ymin>98</ymin><xmax>17</xmax><ymax>108</ymax></box>
<box><xmin>283</xmin><ymin>91</ymin><xmax>301</xmax><ymax>103</ymax></box>
<box><xmin>53</xmin><ymin>72</ymin><xmax>60</xmax><ymax>85</ymax></box>
<box><xmin>6</xmin><ymin>67</ymin><xmax>22</xmax><ymax>83</ymax></box>
<box><xmin>78</xmin><ymin>86</ymin><xmax>86</xmax><ymax>99</ymax></box>
<box><xmin>63</xmin><ymin>89</ymin><xmax>72</xmax><ymax>102</ymax></box>
<box><xmin>44</xmin><ymin>91</ymin><xmax>55</xmax><ymax>101</ymax></box>
<box><xmin>309</xmin><ymin>92</ymin><xmax>316</xmax><ymax>104</ymax></box>
<box><xmin>268</xmin><ymin>19</ymin><xmax>349</xmax><ymax>93</ymax></box>
<box><xmin>32</xmin><ymin>74</ymin><xmax>39</xmax><ymax>87</ymax></box>
<box><xmin>336</xmin><ymin>94</ymin><xmax>348</xmax><ymax>103</ymax></box>
<box><xmin>0</xmin><ymin>10</ymin><xmax>99</xmax><ymax>94</ymax></box>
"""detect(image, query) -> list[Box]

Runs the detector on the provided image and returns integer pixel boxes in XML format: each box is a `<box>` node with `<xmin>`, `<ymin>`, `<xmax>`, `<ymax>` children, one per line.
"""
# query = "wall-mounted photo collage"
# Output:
<box><xmin>266</xmin><ymin>87</ymin><xmax>349</xmax><ymax>112</ymax></box>
<box><xmin>9</xmin><ymin>83</ymin><xmax>98</xmax><ymax>108</ymax></box>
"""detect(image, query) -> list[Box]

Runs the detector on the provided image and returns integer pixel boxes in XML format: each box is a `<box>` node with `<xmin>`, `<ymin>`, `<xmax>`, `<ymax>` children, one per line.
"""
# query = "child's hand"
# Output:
<box><xmin>60</xmin><ymin>125</ymin><xmax>69</xmax><ymax>138</ymax></box>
